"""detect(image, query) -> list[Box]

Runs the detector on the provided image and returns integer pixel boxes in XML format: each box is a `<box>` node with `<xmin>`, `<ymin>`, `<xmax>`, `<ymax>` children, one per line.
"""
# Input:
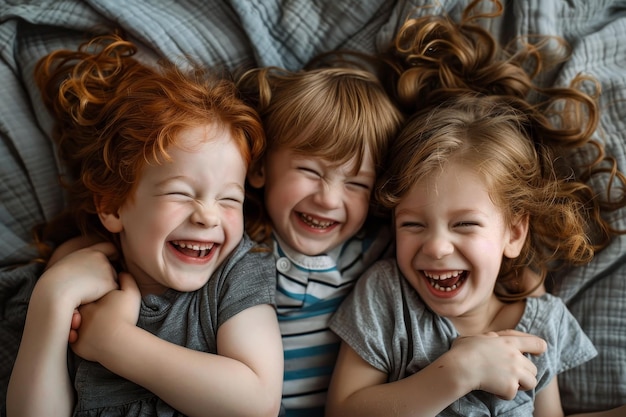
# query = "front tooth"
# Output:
<box><xmin>426</xmin><ymin>270</ymin><xmax>462</xmax><ymax>280</ymax></box>
<box><xmin>302</xmin><ymin>213</ymin><xmax>332</xmax><ymax>227</ymax></box>
<box><xmin>175</xmin><ymin>242</ymin><xmax>212</xmax><ymax>250</ymax></box>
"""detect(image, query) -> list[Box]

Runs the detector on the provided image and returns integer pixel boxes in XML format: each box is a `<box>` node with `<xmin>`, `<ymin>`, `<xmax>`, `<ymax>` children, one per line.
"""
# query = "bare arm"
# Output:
<box><xmin>6</xmin><ymin>243</ymin><xmax>119</xmax><ymax>417</ymax></box>
<box><xmin>326</xmin><ymin>330</ymin><xmax>547</xmax><ymax>417</ymax></box>
<box><xmin>72</xmin><ymin>273</ymin><xmax>283</xmax><ymax>417</ymax></box>
<box><xmin>47</xmin><ymin>235</ymin><xmax>105</xmax><ymax>268</ymax></box>
<box><xmin>533</xmin><ymin>377</ymin><xmax>564</xmax><ymax>417</ymax></box>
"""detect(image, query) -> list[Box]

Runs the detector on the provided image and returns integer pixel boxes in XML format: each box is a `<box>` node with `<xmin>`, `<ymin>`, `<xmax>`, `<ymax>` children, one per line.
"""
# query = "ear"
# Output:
<box><xmin>98</xmin><ymin>211</ymin><xmax>124</xmax><ymax>233</ymax></box>
<box><xmin>95</xmin><ymin>196</ymin><xmax>124</xmax><ymax>233</ymax></box>
<box><xmin>503</xmin><ymin>214</ymin><xmax>529</xmax><ymax>259</ymax></box>
<box><xmin>247</xmin><ymin>160</ymin><xmax>266</xmax><ymax>189</ymax></box>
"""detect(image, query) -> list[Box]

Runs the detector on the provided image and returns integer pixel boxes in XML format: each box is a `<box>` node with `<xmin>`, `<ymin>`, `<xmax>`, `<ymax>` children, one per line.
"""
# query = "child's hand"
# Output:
<box><xmin>70</xmin><ymin>272</ymin><xmax>141</xmax><ymax>362</ymax></box>
<box><xmin>39</xmin><ymin>241</ymin><xmax>119</xmax><ymax>309</ymax></box>
<box><xmin>45</xmin><ymin>238</ymin><xmax>115</xmax><ymax>343</ymax></box>
<box><xmin>68</xmin><ymin>309</ymin><xmax>81</xmax><ymax>344</ymax></box>
<box><xmin>41</xmin><ymin>241</ymin><xmax>119</xmax><ymax>344</ymax></box>
<box><xmin>450</xmin><ymin>329</ymin><xmax>547</xmax><ymax>400</ymax></box>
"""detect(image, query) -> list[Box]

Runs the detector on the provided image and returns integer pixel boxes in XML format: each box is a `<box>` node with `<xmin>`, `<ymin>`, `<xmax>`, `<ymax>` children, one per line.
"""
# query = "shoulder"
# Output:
<box><xmin>520</xmin><ymin>293</ymin><xmax>573</xmax><ymax>333</ymax></box>
<box><xmin>223</xmin><ymin>234</ymin><xmax>275</xmax><ymax>276</ymax></box>
<box><xmin>521</xmin><ymin>294</ymin><xmax>597</xmax><ymax>377</ymax></box>
<box><xmin>345</xmin><ymin>259</ymin><xmax>422</xmax><ymax>318</ymax></box>
<box><xmin>211</xmin><ymin>234</ymin><xmax>276</xmax><ymax>301</ymax></box>
<box><xmin>526</xmin><ymin>293</ymin><xmax>567</xmax><ymax>317</ymax></box>
<box><xmin>354</xmin><ymin>258</ymin><xmax>402</xmax><ymax>292</ymax></box>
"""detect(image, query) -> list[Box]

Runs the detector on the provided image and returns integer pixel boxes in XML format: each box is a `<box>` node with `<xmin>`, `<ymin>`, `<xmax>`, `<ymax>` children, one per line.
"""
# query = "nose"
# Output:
<box><xmin>422</xmin><ymin>230</ymin><xmax>454</xmax><ymax>260</ymax></box>
<box><xmin>190</xmin><ymin>200</ymin><xmax>220</xmax><ymax>228</ymax></box>
<box><xmin>313</xmin><ymin>182</ymin><xmax>342</xmax><ymax>209</ymax></box>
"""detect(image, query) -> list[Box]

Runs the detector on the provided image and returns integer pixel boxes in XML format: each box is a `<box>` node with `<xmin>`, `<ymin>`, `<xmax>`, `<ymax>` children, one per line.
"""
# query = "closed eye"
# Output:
<box><xmin>398</xmin><ymin>221</ymin><xmax>424</xmax><ymax>229</ymax></box>
<box><xmin>166</xmin><ymin>192</ymin><xmax>193</xmax><ymax>198</ymax></box>
<box><xmin>298</xmin><ymin>166</ymin><xmax>321</xmax><ymax>177</ymax></box>
<box><xmin>221</xmin><ymin>196</ymin><xmax>244</xmax><ymax>204</ymax></box>
<box><xmin>455</xmin><ymin>221</ymin><xmax>479</xmax><ymax>228</ymax></box>
<box><xmin>347</xmin><ymin>181</ymin><xmax>371</xmax><ymax>191</ymax></box>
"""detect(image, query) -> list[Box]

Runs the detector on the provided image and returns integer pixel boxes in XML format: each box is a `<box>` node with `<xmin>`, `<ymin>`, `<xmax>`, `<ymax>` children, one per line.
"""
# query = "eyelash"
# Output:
<box><xmin>298</xmin><ymin>166</ymin><xmax>321</xmax><ymax>176</ymax></box>
<box><xmin>222</xmin><ymin>196</ymin><xmax>243</xmax><ymax>204</ymax></box>
<box><xmin>298</xmin><ymin>167</ymin><xmax>371</xmax><ymax>190</ymax></box>
<box><xmin>167</xmin><ymin>192</ymin><xmax>192</xmax><ymax>197</ymax></box>
<box><xmin>397</xmin><ymin>221</ymin><xmax>479</xmax><ymax>230</ymax></box>
<box><xmin>455</xmin><ymin>222</ymin><xmax>478</xmax><ymax>227</ymax></box>
<box><xmin>399</xmin><ymin>221</ymin><xmax>423</xmax><ymax>229</ymax></box>
<box><xmin>348</xmin><ymin>182</ymin><xmax>370</xmax><ymax>190</ymax></box>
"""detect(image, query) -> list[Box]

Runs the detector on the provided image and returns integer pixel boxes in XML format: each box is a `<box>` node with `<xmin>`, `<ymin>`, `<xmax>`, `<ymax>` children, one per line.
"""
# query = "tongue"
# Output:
<box><xmin>177</xmin><ymin>246</ymin><xmax>201</xmax><ymax>258</ymax></box>
<box><xmin>438</xmin><ymin>275</ymin><xmax>462</xmax><ymax>288</ymax></box>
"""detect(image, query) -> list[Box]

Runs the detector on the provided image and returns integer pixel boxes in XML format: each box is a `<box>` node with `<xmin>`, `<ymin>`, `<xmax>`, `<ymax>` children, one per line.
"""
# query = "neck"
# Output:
<box><xmin>450</xmin><ymin>297</ymin><xmax>525</xmax><ymax>336</ymax></box>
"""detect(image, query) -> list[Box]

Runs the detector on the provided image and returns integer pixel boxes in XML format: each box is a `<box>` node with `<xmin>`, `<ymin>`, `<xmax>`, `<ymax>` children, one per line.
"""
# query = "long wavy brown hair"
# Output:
<box><xmin>378</xmin><ymin>0</ymin><xmax>626</xmax><ymax>300</ymax></box>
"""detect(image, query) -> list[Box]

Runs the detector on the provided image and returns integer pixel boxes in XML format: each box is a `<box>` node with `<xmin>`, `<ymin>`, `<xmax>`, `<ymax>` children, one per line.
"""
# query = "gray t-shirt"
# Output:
<box><xmin>329</xmin><ymin>259</ymin><xmax>597</xmax><ymax>417</ymax></box>
<box><xmin>71</xmin><ymin>234</ymin><xmax>276</xmax><ymax>416</ymax></box>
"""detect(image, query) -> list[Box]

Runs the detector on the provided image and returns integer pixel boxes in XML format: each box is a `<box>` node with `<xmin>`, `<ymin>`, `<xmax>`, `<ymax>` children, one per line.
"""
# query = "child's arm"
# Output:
<box><xmin>47</xmin><ymin>234</ymin><xmax>106</xmax><ymax>268</ymax></box>
<box><xmin>72</xmin><ymin>274</ymin><xmax>283</xmax><ymax>417</ymax></box>
<box><xmin>326</xmin><ymin>330</ymin><xmax>547</xmax><ymax>417</ymax></box>
<box><xmin>6</xmin><ymin>243</ymin><xmax>119</xmax><ymax>417</ymax></box>
<box><xmin>533</xmin><ymin>377</ymin><xmax>564</xmax><ymax>417</ymax></box>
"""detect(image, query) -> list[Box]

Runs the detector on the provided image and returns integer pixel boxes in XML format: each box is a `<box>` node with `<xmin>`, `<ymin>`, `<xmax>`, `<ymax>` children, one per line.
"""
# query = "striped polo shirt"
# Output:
<box><xmin>274</xmin><ymin>225</ymin><xmax>392</xmax><ymax>417</ymax></box>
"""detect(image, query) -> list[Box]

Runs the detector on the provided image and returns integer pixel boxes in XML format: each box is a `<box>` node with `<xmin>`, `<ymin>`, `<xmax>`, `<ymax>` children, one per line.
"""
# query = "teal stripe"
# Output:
<box><xmin>277</xmin><ymin>297</ymin><xmax>343</xmax><ymax>321</ymax></box>
<box><xmin>284</xmin><ymin>365</ymin><xmax>334</xmax><ymax>380</ymax></box>
<box><xmin>284</xmin><ymin>342</ymin><xmax>338</xmax><ymax>360</ymax></box>
<box><xmin>277</xmin><ymin>286</ymin><xmax>321</xmax><ymax>304</ymax></box>
<box><xmin>284</xmin><ymin>406</ymin><xmax>325</xmax><ymax>417</ymax></box>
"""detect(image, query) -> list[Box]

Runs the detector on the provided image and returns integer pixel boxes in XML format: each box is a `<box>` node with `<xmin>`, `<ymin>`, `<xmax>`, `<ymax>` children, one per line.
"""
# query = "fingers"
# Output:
<box><xmin>118</xmin><ymin>272</ymin><xmax>140</xmax><ymax>296</ymax></box>
<box><xmin>86</xmin><ymin>241</ymin><xmax>119</xmax><ymax>260</ymax></box>
<box><xmin>68</xmin><ymin>309</ymin><xmax>82</xmax><ymax>344</ymax></box>
<box><xmin>497</xmin><ymin>363</ymin><xmax>538</xmax><ymax>399</ymax></box>
<box><xmin>517</xmin><ymin>367</ymin><xmax>538</xmax><ymax>392</ymax></box>
<box><xmin>495</xmin><ymin>329</ymin><xmax>547</xmax><ymax>356</ymax></box>
<box><xmin>490</xmin><ymin>354</ymin><xmax>539</xmax><ymax>399</ymax></box>
<box><xmin>68</xmin><ymin>329</ymin><xmax>79</xmax><ymax>344</ymax></box>
<box><xmin>70</xmin><ymin>309</ymin><xmax>82</xmax><ymax>330</ymax></box>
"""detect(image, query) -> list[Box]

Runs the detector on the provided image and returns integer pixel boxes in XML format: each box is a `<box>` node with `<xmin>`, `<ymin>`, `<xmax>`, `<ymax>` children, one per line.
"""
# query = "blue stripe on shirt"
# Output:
<box><xmin>277</xmin><ymin>298</ymin><xmax>344</xmax><ymax>320</ymax></box>
<box><xmin>283</xmin><ymin>342</ymin><xmax>338</xmax><ymax>359</ymax></box>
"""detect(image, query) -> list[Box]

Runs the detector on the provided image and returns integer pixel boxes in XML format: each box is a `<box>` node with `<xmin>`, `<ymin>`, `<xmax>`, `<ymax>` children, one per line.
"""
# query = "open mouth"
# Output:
<box><xmin>298</xmin><ymin>212</ymin><xmax>337</xmax><ymax>229</ymax></box>
<box><xmin>423</xmin><ymin>270</ymin><xmax>467</xmax><ymax>292</ymax></box>
<box><xmin>171</xmin><ymin>240</ymin><xmax>215</xmax><ymax>258</ymax></box>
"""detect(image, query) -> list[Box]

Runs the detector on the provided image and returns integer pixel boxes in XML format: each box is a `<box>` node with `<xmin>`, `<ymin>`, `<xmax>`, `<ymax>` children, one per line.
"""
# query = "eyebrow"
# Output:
<box><xmin>155</xmin><ymin>176</ymin><xmax>245</xmax><ymax>192</ymax></box>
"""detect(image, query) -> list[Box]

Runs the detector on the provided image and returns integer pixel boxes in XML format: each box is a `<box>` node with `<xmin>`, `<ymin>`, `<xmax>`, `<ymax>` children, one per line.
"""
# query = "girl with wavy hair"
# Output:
<box><xmin>327</xmin><ymin>1</ymin><xmax>626</xmax><ymax>416</ymax></box>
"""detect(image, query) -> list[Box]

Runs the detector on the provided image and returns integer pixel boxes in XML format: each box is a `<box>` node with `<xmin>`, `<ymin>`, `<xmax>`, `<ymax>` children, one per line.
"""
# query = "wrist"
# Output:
<box><xmin>432</xmin><ymin>349</ymin><xmax>475</xmax><ymax>397</ymax></box>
